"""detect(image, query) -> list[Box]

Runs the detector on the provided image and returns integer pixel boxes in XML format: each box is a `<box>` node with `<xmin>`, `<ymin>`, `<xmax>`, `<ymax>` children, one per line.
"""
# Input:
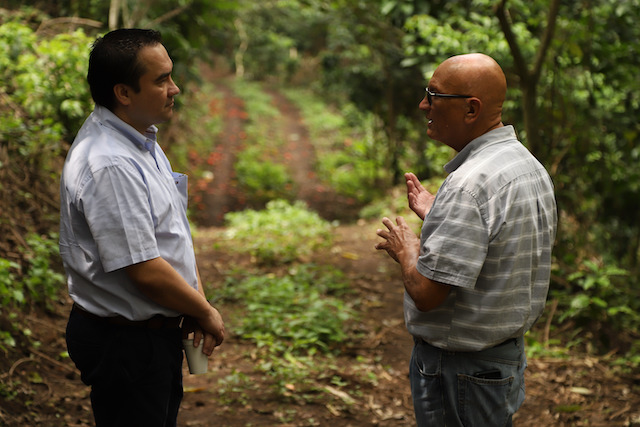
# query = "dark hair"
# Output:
<box><xmin>87</xmin><ymin>28</ymin><xmax>163</xmax><ymax>110</ymax></box>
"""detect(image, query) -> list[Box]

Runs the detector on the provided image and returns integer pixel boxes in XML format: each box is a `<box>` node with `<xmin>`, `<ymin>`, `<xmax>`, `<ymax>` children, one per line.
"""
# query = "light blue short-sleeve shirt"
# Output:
<box><xmin>405</xmin><ymin>126</ymin><xmax>558</xmax><ymax>351</ymax></box>
<box><xmin>59</xmin><ymin>106</ymin><xmax>198</xmax><ymax>320</ymax></box>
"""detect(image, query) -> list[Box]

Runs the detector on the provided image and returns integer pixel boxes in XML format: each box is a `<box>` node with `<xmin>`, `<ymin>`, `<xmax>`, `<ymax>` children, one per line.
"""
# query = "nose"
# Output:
<box><xmin>169</xmin><ymin>77</ymin><xmax>180</xmax><ymax>96</ymax></box>
<box><xmin>419</xmin><ymin>96</ymin><xmax>430</xmax><ymax>111</ymax></box>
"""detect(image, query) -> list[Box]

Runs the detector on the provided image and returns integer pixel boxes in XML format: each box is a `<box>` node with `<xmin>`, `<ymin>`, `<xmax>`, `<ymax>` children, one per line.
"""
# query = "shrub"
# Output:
<box><xmin>224</xmin><ymin>199</ymin><xmax>333</xmax><ymax>264</ymax></box>
<box><xmin>234</xmin><ymin>146</ymin><xmax>293</xmax><ymax>204</ymax></box>
<box><xmin>218</xmin><ymin>263</ymin><xmax>354</xmax><ymax>355</ymax></box>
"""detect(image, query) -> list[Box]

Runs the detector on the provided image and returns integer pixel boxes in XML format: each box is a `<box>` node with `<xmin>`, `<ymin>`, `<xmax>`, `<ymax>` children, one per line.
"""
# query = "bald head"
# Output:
<box><xmin>437</xmin><ymin>53</ymin><xmax>506</xmax><ymax>125</ymax></box>
<box><xmin>421</xmin><ymin>53</ymin><xmax>508</xmax><ymax>150</ymax></box>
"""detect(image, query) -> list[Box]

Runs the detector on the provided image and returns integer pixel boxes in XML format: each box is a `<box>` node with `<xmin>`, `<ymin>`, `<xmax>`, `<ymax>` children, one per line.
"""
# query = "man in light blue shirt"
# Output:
<box><xmin>376</xmin><ymin>54</ymin><xmax>557</xmax><ymax>426</ymax></box>
<box><xmin>60</xmin><ymin>29</ymin><xmax>225</xmax><ymax>426</ymax></box>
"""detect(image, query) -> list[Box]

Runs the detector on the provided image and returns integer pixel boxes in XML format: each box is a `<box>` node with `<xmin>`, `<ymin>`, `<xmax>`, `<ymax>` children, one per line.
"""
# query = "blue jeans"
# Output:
<box><xmin>410</xmin><ymin>337</ymin><xmax>526</xmax><ymax>427</ymax></box>
<box><xmin>66</xmin><ymin>308</ymin><xmax>184</xmax><ymax>427</ymax></box>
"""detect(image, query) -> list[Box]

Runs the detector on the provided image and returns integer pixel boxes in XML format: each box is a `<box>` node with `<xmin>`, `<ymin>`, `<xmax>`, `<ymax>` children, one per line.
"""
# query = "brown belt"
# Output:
<box><xmin>72</xmin><ymin>304</ymin><xmax>183</xmax><ymax>330</ymax></box>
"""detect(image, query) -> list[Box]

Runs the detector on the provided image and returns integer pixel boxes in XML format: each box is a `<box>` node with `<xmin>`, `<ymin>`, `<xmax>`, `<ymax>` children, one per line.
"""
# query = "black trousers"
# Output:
<box><xmin>66</xmin><ymin>308</ymin><xmax>184</xmax><ymax>427</ymax></box>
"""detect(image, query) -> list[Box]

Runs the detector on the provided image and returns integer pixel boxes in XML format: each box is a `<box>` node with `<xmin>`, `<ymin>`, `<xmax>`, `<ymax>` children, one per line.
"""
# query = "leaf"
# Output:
<box><xmin>324</xmin><ymin>385</ymin><xmax>356</xmax><ymax>405</ymax></box>
<box><xmin>570</xmin><ymin>387</ymin><xmax>593</xmax><ymax>395</ymax></box>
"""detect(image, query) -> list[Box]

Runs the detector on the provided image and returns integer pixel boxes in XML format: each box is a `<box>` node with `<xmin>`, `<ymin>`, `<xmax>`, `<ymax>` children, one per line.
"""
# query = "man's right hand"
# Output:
<box><xmin>405</xmin><ymin>172</ymin><xmax>435</xmax><ymax>220</ymax></box>
<box><xmin>183</xmin><ymin>307</ymin><xmax>225</xmax><ymax>356</ymax></box>
<box><xmin>197</xmin><ymin>306</ymin><xmax>225</xmax><ymax>356</ymax></box>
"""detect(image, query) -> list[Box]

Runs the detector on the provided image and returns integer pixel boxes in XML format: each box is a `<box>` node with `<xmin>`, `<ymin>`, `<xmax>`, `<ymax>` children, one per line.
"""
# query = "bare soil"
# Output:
<box><xmin>2</xmin><ymin>77</ymin><xmax>639</xmax><ymax>426</ymax></box>
<box><xmin>2</xmin><ymin>223</ymin><xmax>640</xmax><ymax>426</ymax></box>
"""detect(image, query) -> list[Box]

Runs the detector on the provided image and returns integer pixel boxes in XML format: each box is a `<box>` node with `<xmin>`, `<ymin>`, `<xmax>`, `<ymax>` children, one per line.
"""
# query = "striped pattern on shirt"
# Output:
<box><xmin>405</xmin><ymin>125</ymin><xmax>558</xmax><ymax>351</ymax></box>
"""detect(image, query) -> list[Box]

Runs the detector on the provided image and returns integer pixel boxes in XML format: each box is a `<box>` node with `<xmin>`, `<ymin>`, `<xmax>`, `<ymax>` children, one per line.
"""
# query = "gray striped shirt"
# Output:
<box><xmin>405</xmin><ymin>125</ymin><xmax>557</xmax><ymax>351</ymax></box>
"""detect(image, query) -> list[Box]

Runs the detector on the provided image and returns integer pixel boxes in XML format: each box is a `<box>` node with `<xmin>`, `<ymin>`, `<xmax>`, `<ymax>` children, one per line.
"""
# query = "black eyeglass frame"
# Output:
<box><xmin>425</xmin><ymin>88</ymin><xmax>473</xmax><ymax>105</ymax></box>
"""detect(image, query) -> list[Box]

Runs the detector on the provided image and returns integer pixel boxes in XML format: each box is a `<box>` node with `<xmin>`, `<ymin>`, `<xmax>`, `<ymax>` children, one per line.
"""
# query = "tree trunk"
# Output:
<box><xmin>108</xmin><ymin>0</ymin><xmax>120</xmax><ymax>30</ymax></box>
<box><xmin>495</xmin><ymin>0</ymin><xmax>561</xmax><ymax>159</ymax></box>
<box><xmin>521</xmin><ymin>80</ymin><xmax>540</xmax><ymax>156</ymax></box>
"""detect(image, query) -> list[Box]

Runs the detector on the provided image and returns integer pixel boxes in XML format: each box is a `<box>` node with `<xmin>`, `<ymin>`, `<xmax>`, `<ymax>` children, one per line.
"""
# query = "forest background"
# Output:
<box><xmin>0</xmin><ymin>0</ymin><xmax>639</xmax><ymax>425</ymax></box>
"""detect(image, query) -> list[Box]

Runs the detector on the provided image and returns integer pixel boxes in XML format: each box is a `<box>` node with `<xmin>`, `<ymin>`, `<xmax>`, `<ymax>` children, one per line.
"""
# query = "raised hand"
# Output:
<box><xmin>405</xmin><ymin>172</ymin><xmax>435</xmax><ymax>220</ymax></box>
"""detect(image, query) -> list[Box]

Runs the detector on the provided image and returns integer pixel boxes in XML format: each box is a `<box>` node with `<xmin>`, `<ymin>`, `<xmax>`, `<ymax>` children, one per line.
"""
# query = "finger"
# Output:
<box><xmin>376</xmin><ymin>228</ymin><xmax>389</xmax><ymax>239</ymax></box>
<box><xmin>407</xmin><ymin>173</ymin><xmax>424</xmax><ymax>192</ymax></box>
<box><xmin>381</xmin><ymin>217</ymin><xmax>394</xmax><ymax>230</ymax></box>
<box><xmin>215</xmin><ymin>328</ymin><xmax>225</xmax><ymax>346</ymax></box>
<box><xmin>193</xmin><ymin>328</ymin><xmax>205</xmax><ymax>348</ymax></box>
<box><xmin>202</xmin><ymin>334</ymin><xmax>217</xmax><ymax>356</ymax></box>
<box><xmin>396</xmin><ymin>216</ymin><xmax>407</xmax><ymax>227</ymax></box>
<box><xmin>374</xmin><ymin>241</ymin><xmax>387</xmax><ymax>251</ymax></box>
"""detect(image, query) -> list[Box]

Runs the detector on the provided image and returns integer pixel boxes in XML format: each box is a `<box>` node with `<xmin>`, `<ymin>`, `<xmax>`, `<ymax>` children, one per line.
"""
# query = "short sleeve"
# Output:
<box><xmin>416</xmin><ymin>187</ymin><xmax>488</xmax><ymax>288</ymax></box>
<box><xmin>78</xmin><ymin>160</ymin><xmax>160</xmax><ymax>272</ymax></box>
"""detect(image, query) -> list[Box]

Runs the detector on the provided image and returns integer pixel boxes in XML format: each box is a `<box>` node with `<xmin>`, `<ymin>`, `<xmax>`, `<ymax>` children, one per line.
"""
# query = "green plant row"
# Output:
<box><xmin>218</xmin><ymin>263</ymin><xmax>354</xmax><ymax>356</ymax></box>
<box><xmin>213</xmin><ymin>200</ymin><xmax>362</xmax><ymax>400</ymax></box>
<box><xmin>228</xmin><ymin>80</ymin><xmax>294</xmax><ymax>204</ymax></box>
<box><xmin>224</xmin><ymin>199</ymin><xmax>334</xmax><ymax>265</ymax></box>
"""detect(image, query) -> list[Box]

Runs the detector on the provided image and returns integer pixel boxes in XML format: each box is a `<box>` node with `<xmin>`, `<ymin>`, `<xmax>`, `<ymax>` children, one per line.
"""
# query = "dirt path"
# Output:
<box><xmin>179</xmin><ymin>223</ymin><xmax>416</xmax><ymax>426</ymax></box>
<box><xmin>2</xmin><ymin>222</ymin><xmax>639</xmax><ymax>426</ymax></box>
<box><xmin>177</xmin><ymin>83</ymin><xmax>640</xmax><ymax>426</ymax></box>
<box><xmin>191</xmin><ymin>80</ymin><xmax>248</xmax><ymax>226</ymax></box>
<box><xmin>181</xmin><ymin>223</ymin><xmax>640</xmax><ymax>427</ymax></box>
<box><xmin>263</xmin><ymin>89</ymin><xmax>361</xmax><ymax>222</ymax></box>
<box><xmin>2</xmin><ymin>81</ymin><xmax>639</xmax><ymax>426</ymax></box>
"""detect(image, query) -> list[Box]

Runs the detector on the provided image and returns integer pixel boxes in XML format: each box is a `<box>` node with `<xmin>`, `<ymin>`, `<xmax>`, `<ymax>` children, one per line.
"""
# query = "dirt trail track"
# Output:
<box><xmin>1</xmin><ymin>80</ymin><xmax>639</xmax><ymax>426</ymax></box>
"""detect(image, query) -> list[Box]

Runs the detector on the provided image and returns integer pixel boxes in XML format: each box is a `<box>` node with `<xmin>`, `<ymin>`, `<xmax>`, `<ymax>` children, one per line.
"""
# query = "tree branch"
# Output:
<box><xmin>494</xmin><ymin>0</ymin><xmax>529</xmax><ymax>82</ymax></box>
<box><xmin>36</xmin><ymin>17</ymin><xmax>103</xmax><ymax>35</ymax></box>
<box><xmin>150</xmin><ymin>5</ymin><xmax>191</xmax><ymax>26</ymax></box>
<box><xmin>532</xmin><ymin>0</ymin><xmax>561</xmax><ymax>82</ymax></box>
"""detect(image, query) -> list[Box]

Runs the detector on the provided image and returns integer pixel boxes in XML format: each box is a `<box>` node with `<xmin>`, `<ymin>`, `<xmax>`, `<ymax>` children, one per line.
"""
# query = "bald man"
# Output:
<box><xmin>376</xmin><ymin>53</ymin><xmax>557</xmax><ymax>426</ymax></box>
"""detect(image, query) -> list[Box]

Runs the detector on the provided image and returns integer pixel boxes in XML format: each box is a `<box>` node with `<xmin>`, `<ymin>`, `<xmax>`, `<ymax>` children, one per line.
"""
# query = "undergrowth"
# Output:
<box><xmin>213</xmin><ymin>201</ymin><xmax>364</xmax><ymax>402</ymax></box>
<box><xmin>223</xmin><ymin>199</ymin><xmax>334</xmax><ymax>265</ymax></box>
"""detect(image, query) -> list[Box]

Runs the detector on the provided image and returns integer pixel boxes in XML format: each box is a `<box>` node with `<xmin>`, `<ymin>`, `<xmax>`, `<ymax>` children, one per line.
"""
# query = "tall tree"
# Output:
<box><xmin>495</xmin><ymin>0</ymin><xmax>560</xmax><ymax>157</ymax></box>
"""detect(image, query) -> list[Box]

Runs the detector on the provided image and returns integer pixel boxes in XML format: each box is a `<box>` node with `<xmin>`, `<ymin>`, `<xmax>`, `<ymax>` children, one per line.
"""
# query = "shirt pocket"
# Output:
<box><xmin>171</xmin><ymin>172</ymin><xmax>188</xmax><ymax>212</ymax></box>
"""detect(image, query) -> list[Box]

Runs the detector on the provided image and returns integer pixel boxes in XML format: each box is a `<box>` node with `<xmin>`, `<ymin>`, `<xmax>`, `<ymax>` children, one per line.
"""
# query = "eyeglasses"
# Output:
<box><xmin>425</xmin><ymin>88</ymin><xmax>472</xmax><ymax>105</ymax></box>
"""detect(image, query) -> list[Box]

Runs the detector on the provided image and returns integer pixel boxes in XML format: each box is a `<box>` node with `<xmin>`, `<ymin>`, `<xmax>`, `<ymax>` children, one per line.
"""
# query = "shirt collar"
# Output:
<box><xmin>93</xmin><ymin>105</ymin><xmax>158</xmax><ymax>155</ymax></box>
<box><xmin>444</xmin><ymin>125</ymin><xmax>517</xmax><ymax>174</ymax></box>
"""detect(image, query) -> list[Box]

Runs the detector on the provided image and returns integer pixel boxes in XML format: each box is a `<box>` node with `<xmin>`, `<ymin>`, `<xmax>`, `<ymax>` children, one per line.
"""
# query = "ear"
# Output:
<box><xmin>113</xmin><ymin>83</ymin><xmax>132</xmax><ymax>106</ymax></box>
<box><xmin>464</xmin><ymin>98</ymin><xmax>481</xmax><ymax>122</ymax></box>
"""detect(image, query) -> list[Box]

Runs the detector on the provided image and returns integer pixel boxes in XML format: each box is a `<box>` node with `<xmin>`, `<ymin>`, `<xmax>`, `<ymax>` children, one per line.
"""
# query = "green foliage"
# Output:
<box><xmin>554</xmin><ymin>260</ymin><xmax>638</xmax><ymax>331</ymax></box>
<box><xmin>229</xmin><ymin>79</ymin><xmax>279</xmax><ymax>119</ymax></box>
<box><xmin>0</xmin><ymin>23</ymin><xmax>93</xmax><ymax>146</ymax></box>
<box><xmin>0</xmin><ymin>233</ymin><xmax>64</xmax><ymax>349</ymax></box>
<box><xmin>0</xmin><ymin>259</ymin><xmax>23</xmax><ymax>306</ymax></box>
<box><xmin>0</xmin><ymin>234</ymin><xmax>63</xmax><ymax>312</ymax></box>
<box><xmin>282</xmin><ymin>87</ymin><xmax>391</xmax><ymax>203</ymax></box>
<box><xmin>215</xmin><ymin>370</ymin><xmax>253</xmax><ymax>406</ymax></box>
<box><xmin>229</xmin><ymin>0</ymin><xmax>323</xmax><ymax>81</ymax></box>
<box><xmin>224</xmin><ymin>200</ymin><xmax>333</xmax><ymax>265</ymax></box>
<box><xmin>163</xmin><ymin>78</ymin><xmax>225</xmax><ymax>183</ymax></box>
<box><xmin>22</xmin><ymin>233</ymin><xmax>65</xmax><ymax>311</ymax></box>
<box><xmin>0</xmin><ymin>22</ymin><xmax>93</xmax><ymax>272</ymax></box>
<box><xmin>404</xmin><ymin>5</ymin><xmax>511</xmax><ymax>74</ymax></box>
<box><xmin>215</xmin><ymin>263</ymin><xmax>357</xmax><ymax>397</ymax></box>
<box><xmin>235</xmin><ymin>146</ymin><xmax>293</xmax><ymax>204</ymax></box>
<box><xmin>0</xmin><ymin>234</ymin><xmax>64</xmax><ymax>314</ymax></box>
<box><xmin>226</xmin><ymin>80</ymin><xmax>298</xmax><ymax>204</ymax></box>
<box><xmin>220</xmin><ymin>264</ymin><xmax>353</xmax><ymax>355</ymax></box>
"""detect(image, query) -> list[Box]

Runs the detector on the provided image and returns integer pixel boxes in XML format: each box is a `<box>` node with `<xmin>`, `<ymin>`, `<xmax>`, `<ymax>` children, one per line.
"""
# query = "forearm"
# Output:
<box><xmin>401</xmin><ymin>265</ymin><xmax>450</xmax><ymax>312</ymax></box>
<box><xmin>376</xmin><ymin>215</ymin><xmax>450</xmax><ymax>311</ymax></box>
<box><xmin>196</xmin><ymin>267</ymin><xmax>206</xmax><ymax>298</ymax></box>
<box><xmin>398</xmin><ymin>251</ymin><xmax>450</xmax><ymax>312</ymax></box>
<box><xmin>125</xmin><ymin>257</ymin><xmax>211</xmax><ymax>319</ymax></box>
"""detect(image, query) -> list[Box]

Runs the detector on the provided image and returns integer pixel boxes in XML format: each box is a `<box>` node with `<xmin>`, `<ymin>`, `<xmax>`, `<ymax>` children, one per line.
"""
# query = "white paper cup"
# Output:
<box><xmin>182</xmin><ymin>338</ymin><xmax>208</xmax><ymax>375</ymax></box>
